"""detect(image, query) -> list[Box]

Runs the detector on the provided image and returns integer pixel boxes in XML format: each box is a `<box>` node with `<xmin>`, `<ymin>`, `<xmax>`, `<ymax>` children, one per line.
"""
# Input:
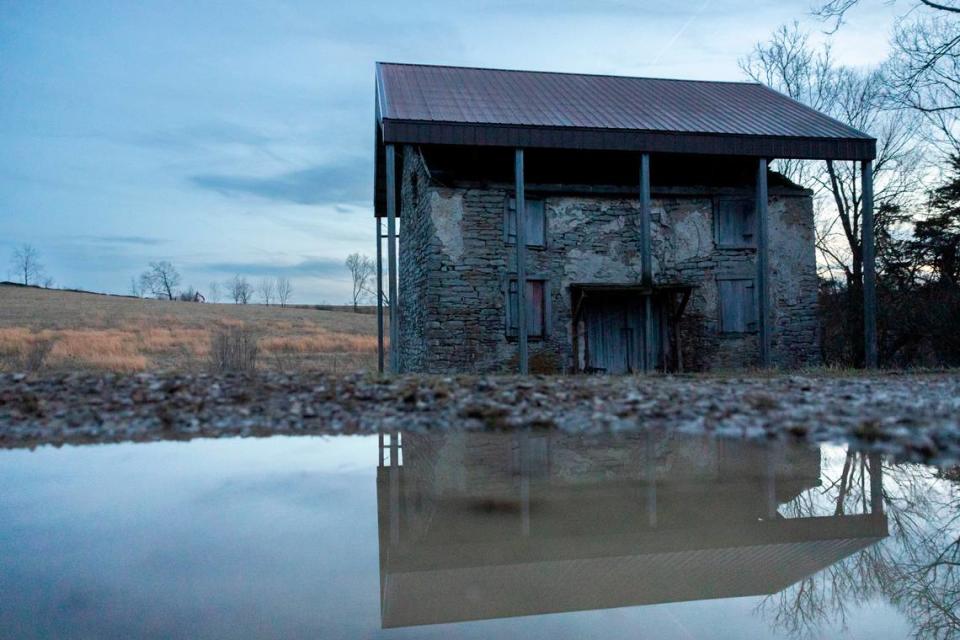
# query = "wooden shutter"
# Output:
<box><xmin>506</xmin><ymin>279</ymin><xmax>519</xmax><ymax>337</ymax></box>
<box><xmin>527</xmin><ymin>280</ymin><xmax>544</xmax><ymax>337</ymax></box>
<box><xmin>505</xmin><ymin>199</ymin><xmax>545</xmax><ymax>246</ymax></box>
<box><xmin>525</xmin><ymin>200</ymin><xmax>545</xmax><ymax>247</ymax></box>
<box><xmin>717</xmin><ymin>199</ymin><xmax>756</xmax><ymax>248</ymax></box>
<box><xmin>506</xmin><ymin>279</ymin><xmax>546</xmax><ymax>338</ymax></box>
<box><xmin>718</xmin><ymin>278</ymin><xmax>757</xmax><ymax>333</ymax></box>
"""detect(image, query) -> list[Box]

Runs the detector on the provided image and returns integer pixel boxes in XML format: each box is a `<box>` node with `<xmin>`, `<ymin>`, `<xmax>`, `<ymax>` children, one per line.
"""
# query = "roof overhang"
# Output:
<box><xmin>381</xmin><ymin>118</ymin><xmax>876</xmax><ymax>161</ymax></box>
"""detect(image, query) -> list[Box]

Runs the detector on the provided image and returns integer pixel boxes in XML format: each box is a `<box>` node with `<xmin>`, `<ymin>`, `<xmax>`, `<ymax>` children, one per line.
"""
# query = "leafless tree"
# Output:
<box><xmin>815</xmin><ymin>0</ymin><xmax>960</xmax><ymax>155</ymax></box>
<box><xmin>207</xmin><ymin>281</ymin><xmax>221</xmax><ymax>303</ymax></box>
<box><xmin>345</xmin><ymin>252</ymin><xmax>375</xmax><ymax>311</ymax></box>
<box><xmin>228</xmin><ymin>275</ymin><xmax>253</xmax><ymax>304</ymax></box>
<box><xmin>741</xmin><ymin>24</ymin><xmax>925</xmax><ymax>363</ymax></box>
<box><xmin>275</xmin><ymin>276</ymin><xmax>293</xmax><ymax>307</ymax></box>
<box><xmin>9</xmin><ymin>244</ymin><xmax>46</xmax><ymax>286</ymax></box>
<box><xmin>140</xmin><ymin>261</ymin><xmax>181</xmax><ymax>300</ymax></box>
<box><xmin>257</xmin><ymin>277</ymin><xmax>275</xmax><ymax>305</ymax></box>
<box><xmin>129</xmin><ymin>276</ymin><xmax>143</xmax><ymax>298</ymax></box>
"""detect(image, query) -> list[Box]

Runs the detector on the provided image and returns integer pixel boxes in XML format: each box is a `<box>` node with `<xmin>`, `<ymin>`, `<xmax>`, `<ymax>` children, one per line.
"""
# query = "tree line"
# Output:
<box><xmin>130</xmin><ymin>261</ymin><xmax>293</xmax><ymax>306</ymax></box>
<box><xmin>742</xmin><ymin>0</ymin><xmax>960</xmax><ymax>366</ymax></box>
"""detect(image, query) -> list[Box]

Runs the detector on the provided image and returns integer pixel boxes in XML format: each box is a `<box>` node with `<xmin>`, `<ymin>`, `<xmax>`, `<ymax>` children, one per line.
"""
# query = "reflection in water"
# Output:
<box><xmin>760</xmin><ymin>451</ymin><xmax>960</xmax><ymax>639</ymax></box>
<box><xmin>376</xmin><ymin>432</ymin><xmax>890</xmax><ymax>630</ymax></box>
<box><xmin>0</xmin><ymin>432</ymin><xmax>956</xmax><ymax>639</ymax></box>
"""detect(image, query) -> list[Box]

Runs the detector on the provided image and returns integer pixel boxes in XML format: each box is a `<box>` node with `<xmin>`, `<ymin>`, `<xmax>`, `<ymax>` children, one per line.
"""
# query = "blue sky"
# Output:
<box><xmin>0</xmin><ymin>1</ymin><xmax>896</xmax><ymax>303</ymax></box>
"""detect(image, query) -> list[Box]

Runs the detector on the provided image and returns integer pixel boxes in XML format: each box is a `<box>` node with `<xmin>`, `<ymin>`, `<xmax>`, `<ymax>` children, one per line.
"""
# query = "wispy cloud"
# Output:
<box><xmin>190</xmin><ymin>158</ymin><xmax>370</xmax><ymax>206</ymax></box>
<box><xmin>201</xmin><ymin>257</ymin><xmax>345</xmax><ymax>278</ymax></box>
<box><xmin>79</xmin><ymin>235</ymin><xmax>166</xmax><ymax>246</ymax></box>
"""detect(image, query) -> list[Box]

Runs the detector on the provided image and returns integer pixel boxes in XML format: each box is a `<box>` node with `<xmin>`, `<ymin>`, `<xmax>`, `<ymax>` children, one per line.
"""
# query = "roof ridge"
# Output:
<box><xmin>375</xmin><ymin>61</ymin><xmax>763</xmax><ymax>86</ymax></box>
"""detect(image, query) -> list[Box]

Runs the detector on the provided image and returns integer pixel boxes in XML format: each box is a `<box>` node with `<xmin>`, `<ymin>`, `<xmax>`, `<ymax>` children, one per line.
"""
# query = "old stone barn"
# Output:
<box><xmin>373</xmin><ymin>63</ymin><xmax>878</xmax><ymax>374</ymax></box>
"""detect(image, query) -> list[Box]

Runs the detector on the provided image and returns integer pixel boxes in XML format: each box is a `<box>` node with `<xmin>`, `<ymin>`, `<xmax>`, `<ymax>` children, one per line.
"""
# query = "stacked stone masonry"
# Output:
<box><xmin>396</xmin><ymin>146</ymin><xmax>820</xmax><ymax>373</ymax></box>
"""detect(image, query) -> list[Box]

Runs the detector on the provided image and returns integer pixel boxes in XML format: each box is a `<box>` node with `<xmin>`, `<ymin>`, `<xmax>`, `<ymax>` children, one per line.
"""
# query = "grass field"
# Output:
<box><xmin>0</xmin><ymin>284</ymin><xmax>379</xmax><ymax>374</ymax></box>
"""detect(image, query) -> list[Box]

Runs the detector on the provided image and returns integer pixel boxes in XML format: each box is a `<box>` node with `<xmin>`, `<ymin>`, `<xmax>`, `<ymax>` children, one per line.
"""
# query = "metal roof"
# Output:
<box><xmin>375</xmin><ymin>62</ymin><xmax>876</xmax><ymax>160</ymax></box>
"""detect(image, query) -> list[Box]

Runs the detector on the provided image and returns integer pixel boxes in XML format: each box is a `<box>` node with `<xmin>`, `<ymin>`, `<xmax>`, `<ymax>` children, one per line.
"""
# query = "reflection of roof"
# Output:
<box><xmin>380</xmin><ymin>513</ymin><xmax>886</xmax><ymax>628</ymax></box>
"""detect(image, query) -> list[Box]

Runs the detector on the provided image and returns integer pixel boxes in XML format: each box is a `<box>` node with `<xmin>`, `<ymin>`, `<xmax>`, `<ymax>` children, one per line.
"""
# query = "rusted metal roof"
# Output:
<box><xmin>376</xmin><ymin>63</ymin><xmax>875</xmax><ymax>160</ymax></box>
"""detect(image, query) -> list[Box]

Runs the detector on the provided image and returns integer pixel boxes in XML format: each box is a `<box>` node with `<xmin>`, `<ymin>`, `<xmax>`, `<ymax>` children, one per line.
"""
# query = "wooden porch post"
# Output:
<box><xmin>640</xmin><ymin>153</ymin><xmax>653</xmax><ymax>373</ymax></box>
<box><xmin>515</xmin><ymin>149</ymin><xmax>528</xmax><ymax>375</ymax></box>
<box><xmin>386</xmin><ymin>144</ymin><xmax>399</xmax><ymax>373</ymax></box>
<box><xmin>376</xmin><ymin>216</ymin><xmax>384</xmax><ymax>374</ymax></box>
<box><xmin>862</xmin><ymin>160</ymin><xmax>878</xmax><ymax>368</ymax></box>
<box><xmin>756</xmin><ymin>158</ymin><xmax>771</xmax><ymax>368</ymax></box>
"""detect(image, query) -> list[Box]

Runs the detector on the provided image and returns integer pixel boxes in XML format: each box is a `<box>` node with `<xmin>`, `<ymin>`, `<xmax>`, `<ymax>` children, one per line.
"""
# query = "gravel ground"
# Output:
<box><xmin>1</xmin><ymin>371</ymin><xmax>959</xmax><ymax>465</ymax></box>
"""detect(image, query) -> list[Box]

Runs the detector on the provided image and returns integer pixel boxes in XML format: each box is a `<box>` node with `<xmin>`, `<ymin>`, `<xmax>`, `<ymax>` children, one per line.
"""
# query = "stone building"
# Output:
<box><xmin>373</xmin><ymin>63</ymin><xmax>878</xmax><ymax>374</ymax></box>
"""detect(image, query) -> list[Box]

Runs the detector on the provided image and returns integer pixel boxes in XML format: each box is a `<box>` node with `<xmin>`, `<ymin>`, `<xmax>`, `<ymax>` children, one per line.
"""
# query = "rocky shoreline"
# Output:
<box><xmin>1</xmin><ymin>371</ymin><xmax>959</xmax><ymax>465</ymax></box>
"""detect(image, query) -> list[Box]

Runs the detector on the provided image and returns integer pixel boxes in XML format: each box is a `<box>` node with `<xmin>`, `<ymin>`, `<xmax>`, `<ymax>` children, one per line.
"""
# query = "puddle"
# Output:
<box><xmin>0</xmin><ymin>431</ymin><xmax>956</xmax><ymax>639</ymax></box>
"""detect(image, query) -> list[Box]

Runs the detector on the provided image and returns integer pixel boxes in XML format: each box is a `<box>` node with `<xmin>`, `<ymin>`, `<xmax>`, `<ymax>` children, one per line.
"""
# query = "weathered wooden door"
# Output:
<box><xmin>582</xmin><ymin>297</ymin><xmax>645</xmax><ymax>374</ymax></box>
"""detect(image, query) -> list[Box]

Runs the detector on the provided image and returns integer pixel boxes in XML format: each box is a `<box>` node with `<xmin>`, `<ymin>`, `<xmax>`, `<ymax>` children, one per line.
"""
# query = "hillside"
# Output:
<box><xmin>0</xmin><ymin>284</ymin><xmax>378</xmax><ymax>373</ymax></box>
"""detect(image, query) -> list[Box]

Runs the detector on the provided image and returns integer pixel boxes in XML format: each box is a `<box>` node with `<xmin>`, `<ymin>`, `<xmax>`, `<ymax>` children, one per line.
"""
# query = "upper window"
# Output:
<box><xmin>718</xmin><ymin>278</ymin><xmax>758</xmax><ymax>334</ymax></box>
<box><xmin>505</xmin><ymin>198</ymin><xmax>546</xmax><ymax>247</ymax></box>
<box><xmin>507</xmin><ymin>278</ymin><xmax>548</xmax><ymax>339</ymax></box>
<box><xmin>715</xmin><ymin>198</ymin><xmax>756</xmax><ymax>248</ymax></box>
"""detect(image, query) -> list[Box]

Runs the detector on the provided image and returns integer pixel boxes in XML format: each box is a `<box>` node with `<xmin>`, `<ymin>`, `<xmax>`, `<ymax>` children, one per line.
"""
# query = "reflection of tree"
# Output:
<box><xmin>759</xmin><ymin>450</ymin><xmax>960</xmax><ymax>639</ymax></box>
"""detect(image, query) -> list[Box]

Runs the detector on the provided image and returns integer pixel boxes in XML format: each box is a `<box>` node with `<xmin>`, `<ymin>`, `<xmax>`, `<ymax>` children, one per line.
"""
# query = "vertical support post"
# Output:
<box><xmin>645</xmin><ymin>429</ymin><xmax>657</xmax><ymax>527</ymax></box>
<box><xmin>756</xmin><ymin>158</ymin><xmax>771</xmax><ymax>368</ymax></box>
<box><xmin>389</xmin><ymin>431</ymin><xmax>400</xmax><ymax>545</ymax></box>
<box><xmin>376</xmin><ymin>216</ymin><xmax>384</xmax><ymax>374</ymax></box>
<box><xmin>869</xmin><ymin>452</ymin><xmax>884</xmax><ymax>515</ymax></box>
<box><xmin>519</xmin><ymin>431</ymin><xmax>530</xmax><ymax>536</ymax></box>
<box><xmin>862</xmin><ymin>160</ymin><xmax>878</xmax><ymax>368</ymax></box>
<box><xmin>386</xmin><ymin>145</ymin><xmax>399</xmax><ymax>373</ymax></box>
<box><xmin>764</xmin><ymin>445</ymin><xmax>777</xmax><ymax>519</ymax></box>
<box><xmin>640</xmin><ymin>153</ymin><xmax>653</xmax><ymax>373</ymax></box>
<box><xmin>515</xmin><ymin>149</ymin><xmax>528</xmax><ymax>375</ymax></box>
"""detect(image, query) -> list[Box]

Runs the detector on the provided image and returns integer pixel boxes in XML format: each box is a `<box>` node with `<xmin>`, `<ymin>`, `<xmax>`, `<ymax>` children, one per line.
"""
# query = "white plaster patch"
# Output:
<box><xmin>430</xmin><ymin>191</ymin><xmax>464</xmax><ymax>261</ymax></box>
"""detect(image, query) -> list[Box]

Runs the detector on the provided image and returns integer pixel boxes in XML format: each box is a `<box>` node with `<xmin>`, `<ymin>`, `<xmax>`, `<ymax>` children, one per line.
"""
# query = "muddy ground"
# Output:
<box><xmin>1</xmin><ymin>371</ymin><xmax>959</xmax><ymax>464</ymax></box>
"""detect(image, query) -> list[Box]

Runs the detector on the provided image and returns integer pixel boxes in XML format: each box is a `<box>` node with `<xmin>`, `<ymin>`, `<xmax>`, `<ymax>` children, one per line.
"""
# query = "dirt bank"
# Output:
<box><xmin>1</xmin><ymin>371</ymin><xmax>959</xmax><ymax>464</ymax></box>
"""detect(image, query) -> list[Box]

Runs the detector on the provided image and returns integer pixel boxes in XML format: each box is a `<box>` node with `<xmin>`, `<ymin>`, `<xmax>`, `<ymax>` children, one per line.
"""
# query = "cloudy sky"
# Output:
<box><xmin>0</xmin><ymin>1</ymin><xmax>897</xmax><ymax>303</ymax></box>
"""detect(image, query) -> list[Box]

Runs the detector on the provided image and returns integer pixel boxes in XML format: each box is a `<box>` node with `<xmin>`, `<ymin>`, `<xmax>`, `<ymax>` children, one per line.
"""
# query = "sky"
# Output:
<box><xmin>0</xmin><ymin>1</ymin><xmax>899</xmax><ymax>304</ymax></box>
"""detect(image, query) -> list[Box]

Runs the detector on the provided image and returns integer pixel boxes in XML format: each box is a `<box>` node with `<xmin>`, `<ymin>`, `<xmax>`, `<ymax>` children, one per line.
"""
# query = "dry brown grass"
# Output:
<box><xmin>0</xmin><ymin>284</ymin><xmax>380</xmax><ymax>374</ymax></box>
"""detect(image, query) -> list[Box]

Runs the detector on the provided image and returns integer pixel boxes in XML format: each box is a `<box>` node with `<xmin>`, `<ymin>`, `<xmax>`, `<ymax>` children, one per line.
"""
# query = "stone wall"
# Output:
<box><xmin>397</xmin><ymin>146</ymin><xmax>820</xmax><ymax>373</ymax></box>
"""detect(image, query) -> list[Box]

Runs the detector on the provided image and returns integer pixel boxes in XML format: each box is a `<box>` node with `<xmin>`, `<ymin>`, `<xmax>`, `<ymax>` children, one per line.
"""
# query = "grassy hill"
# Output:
<box><xmin>0</xmin><ymin>284</ymin><xmax>378</xmax><ymax>374</ymax></box>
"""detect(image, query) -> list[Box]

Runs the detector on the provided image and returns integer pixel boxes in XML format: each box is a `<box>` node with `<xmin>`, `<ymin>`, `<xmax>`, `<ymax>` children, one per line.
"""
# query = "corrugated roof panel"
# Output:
<box><xmin>377</xmin><ymin>63</ymin><xmax>872</xmax><ymax>141</ymax></box>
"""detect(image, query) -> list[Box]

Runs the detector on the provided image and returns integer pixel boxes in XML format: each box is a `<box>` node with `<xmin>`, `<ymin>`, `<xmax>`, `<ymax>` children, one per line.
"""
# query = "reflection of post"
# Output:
<box><xmin>645</xmin><ymin>430</ymin><xmax>657</xmax><ymax>527</ymax></box>
<box><xmin>389</xmin><ymin>431</ymin><xmax>400</xmax><ymax>545</ymax></box>
<box><xmin>519</xmin><ymin>431</ymin><xmax>531</xmax><ymax>536</ymax></box>
<box><xmin>869</xmin><ymin>452</ymin><xmax>884</xmax><ymax>516</ymax></box>
<box><xmin>765</xmin><ymin>445</ymin><xmax>777</xmax><ymax>519</ymax></box>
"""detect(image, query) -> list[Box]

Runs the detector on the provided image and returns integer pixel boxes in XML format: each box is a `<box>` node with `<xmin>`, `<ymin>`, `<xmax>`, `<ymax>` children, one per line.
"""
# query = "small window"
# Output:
<box><xmin>505</xmin><ymin>198</ymin><xmax>546</xmax><ymax>247</ymax></box>
<box><xmin>718</xmin><ymin>278</ymin><xmax>757</xmax><ymax>333</ymax></box>
<box><xmin>507</xmin><ymin>279</ymin><xmax>547</xmax><ymax>338</ymax></box>
<box><xmin>716</xmin><ymin>198</ymin><xmax>756</xmax><ymax>248</ymax></box>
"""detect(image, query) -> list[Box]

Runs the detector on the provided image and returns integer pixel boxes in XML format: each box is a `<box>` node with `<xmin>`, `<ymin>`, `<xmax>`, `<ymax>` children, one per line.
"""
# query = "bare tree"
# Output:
<box><xmin>140</xmin><ymin>261</ymin><xmax>181</xmax><ymax>300</ymax></box>
<box><xmin>9</xmin><ymin>244</ymin><xmax>46</xmax><ymax>286</ymax></box>
<box><xmin>228</xmin><ymin>275</ymin><xmax>253</xmax><ymax>304</ymax></box>
<box><xmin>275</xmin><ymin>276</ymin><xmax>293</xmax><ymax>307</ymax></box>
<box><xmin>815</xmin><ymin>0</ymin><xmax>960</xmax><ymax>155</ymax></box>
<box><xmin>257</xmin><ymin>277</ymin><xmax>275</xmax><ymax>305</ymax></box>
<box><xmin>129</xmin><ymin>276</ymin><xmax>143</xmax><ymax>298</ymax></box>
<box><xmin>345</xmin><ymin>252</ymin><xmax>375</xmax><ymax>311</ymax></box>
<box><xmin>207</xmin><ymin>281</ymin><xmax>221</xmax><ymax>303</ymax></box>
<box><xmin>741</xmin><ymin>24</ymin><xmax>925</xmax><ymax>363</ymax></box>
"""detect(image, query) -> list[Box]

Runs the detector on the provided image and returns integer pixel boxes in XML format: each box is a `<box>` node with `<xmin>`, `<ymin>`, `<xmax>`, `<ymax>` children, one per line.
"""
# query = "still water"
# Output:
<box><xmin>0</xmin><ymin>431</ymin><xmax>957</xmax><ymax>639</ymax></box>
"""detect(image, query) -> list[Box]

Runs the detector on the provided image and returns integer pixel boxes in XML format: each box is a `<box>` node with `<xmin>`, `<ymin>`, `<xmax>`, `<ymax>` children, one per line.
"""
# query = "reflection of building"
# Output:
<box><xmin>376</xmin><ymin>432</ymin><xmax>888</xmax><ymax>629</ymax></box>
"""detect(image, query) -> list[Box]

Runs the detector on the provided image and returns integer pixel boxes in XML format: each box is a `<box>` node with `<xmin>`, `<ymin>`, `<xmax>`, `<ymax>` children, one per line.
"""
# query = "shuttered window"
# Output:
<box><xmin>715</xmin><ymin>198</ymin><xmax>756</xmax><ymax>248</ymax></box>
<box><xmin>507</xmin><ymin>279</ymin><xmax>547</xmax><ymax>338</ymax></box>
<box><xmin>506</xmin><ymin>198</ymin><xmax>546</xmax><ymax>247</ymax></box>
<box><xmin>718</xmin><ymin>278</ymin><xmax>757</xmax><ymax>333</ymax></box>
